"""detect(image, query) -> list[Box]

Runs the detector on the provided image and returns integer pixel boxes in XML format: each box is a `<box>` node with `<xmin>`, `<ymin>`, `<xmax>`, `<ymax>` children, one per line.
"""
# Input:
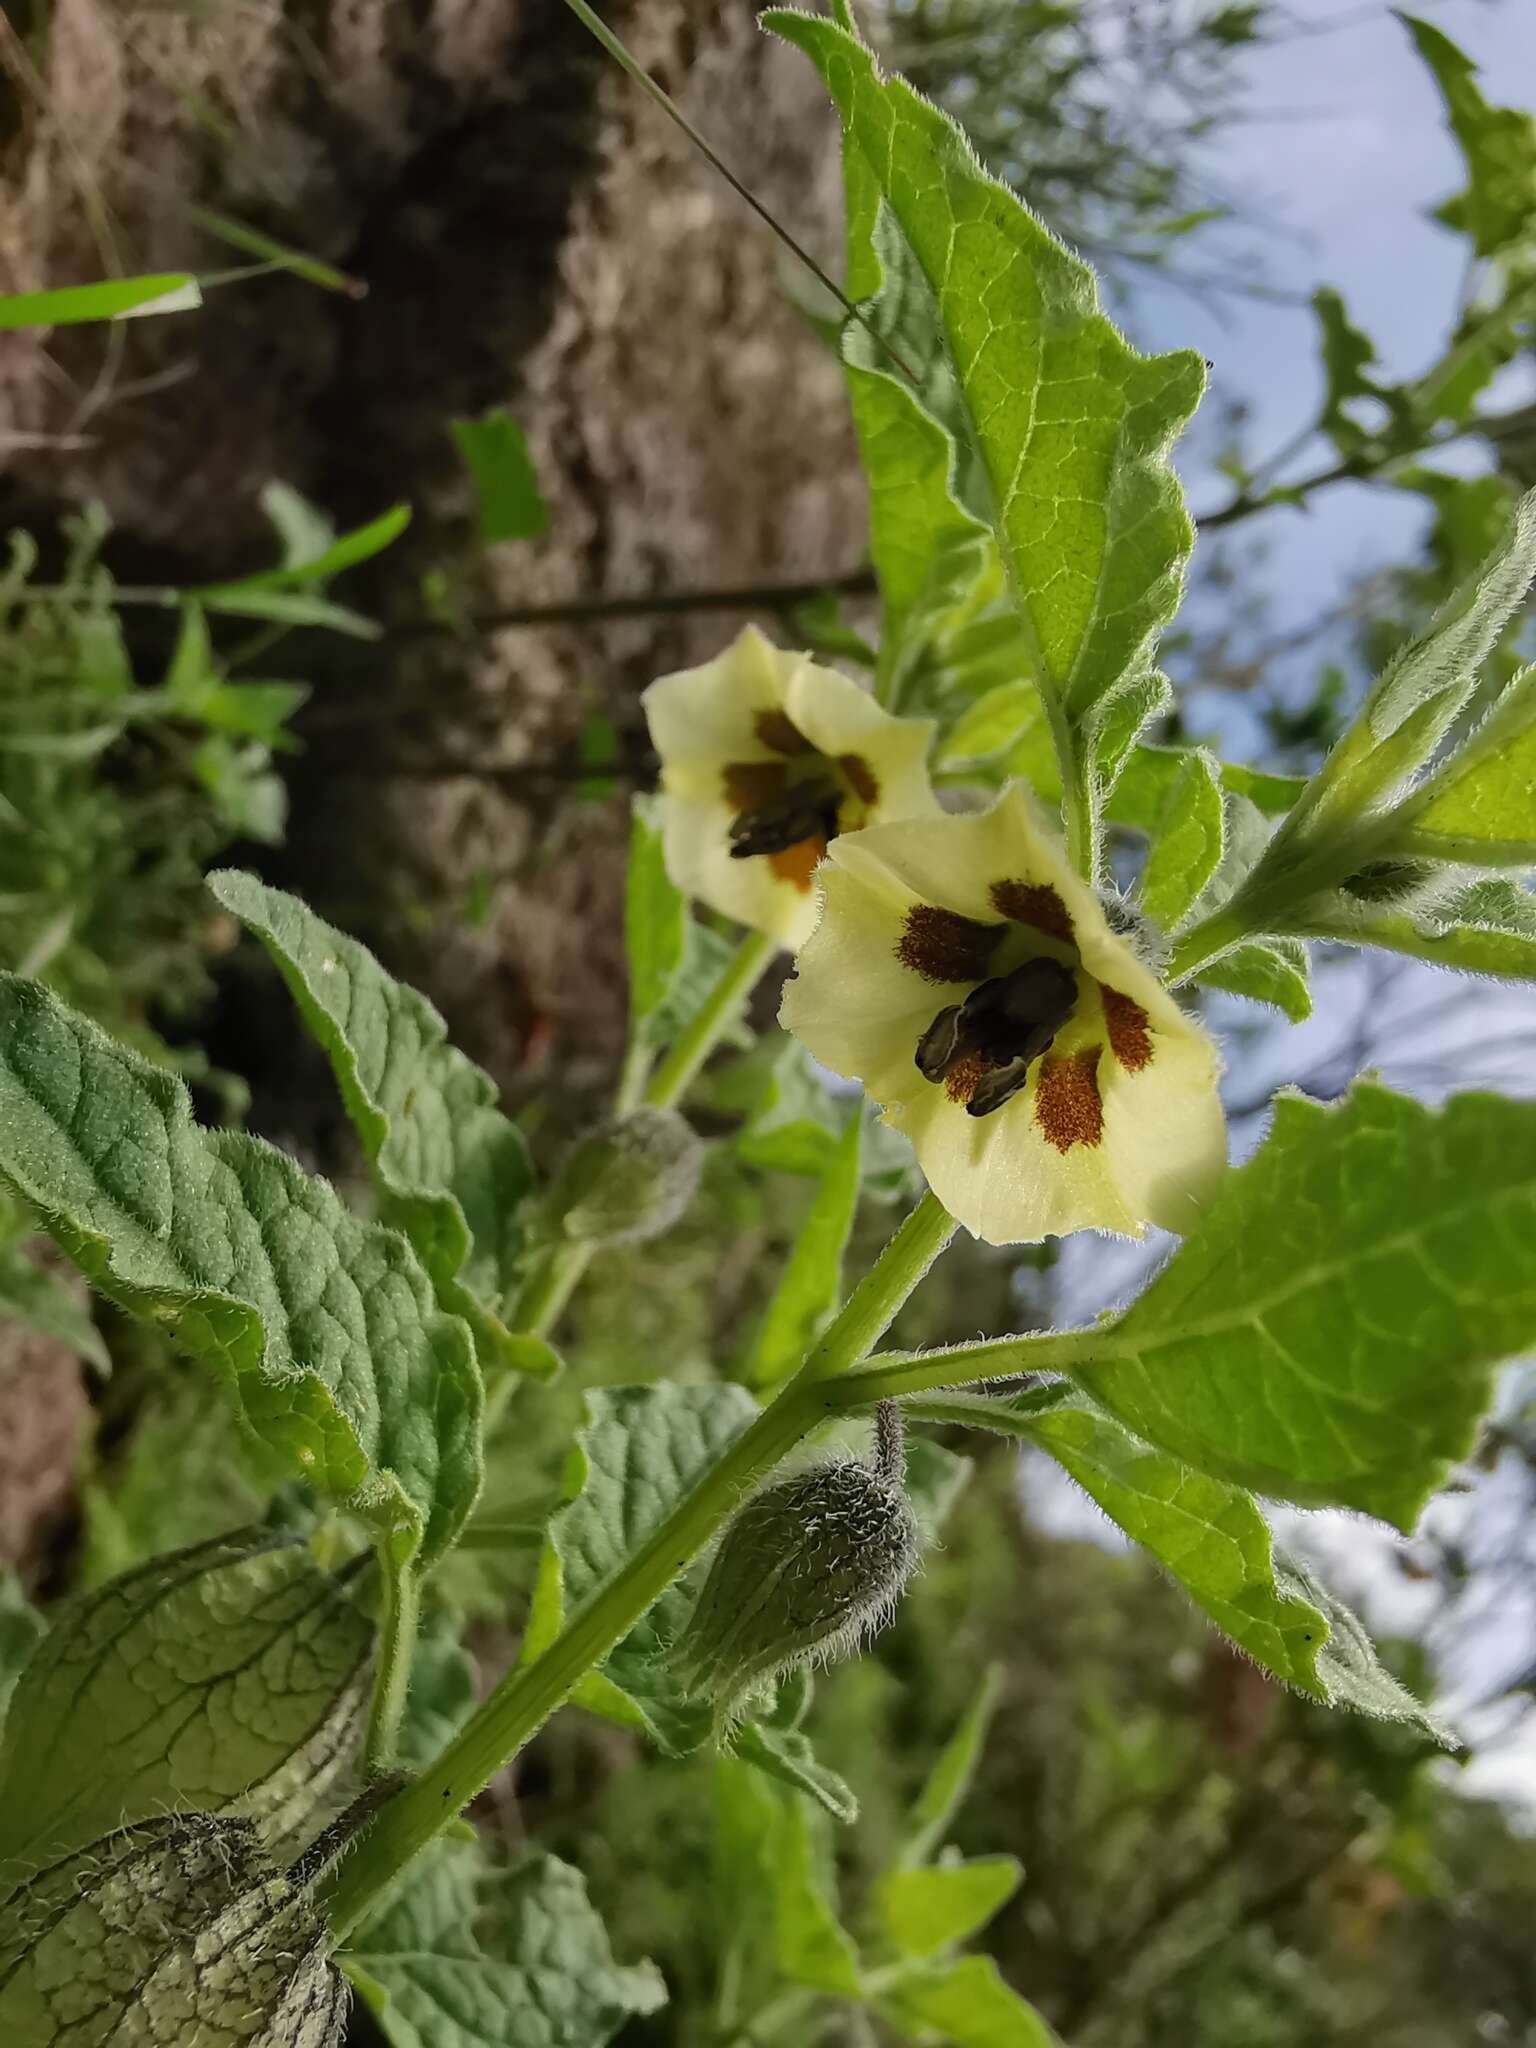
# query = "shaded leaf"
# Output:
<box><xmin>878</xmin><ymin>1953</ymin><xmax>1057</xmax><ymax>2047</ymax></box>
<box><xmin>1306</xmin><ymin>876</ymin><xmax>1536</xmax><ymax>981</ymax></box>
<box><xmin>1139</xmin><ymin>747</ymin><xmax>1225</xmax><ymax>930</ymax></box>
<box><xmin>1196</xmin><ymin>937</ymin><xmax>1313</xmax><ymax>1021</ymax></box>
<box><xmin>0</xmin><ymin>974</ymin><xmax>483</xmax><ymax>1565</ymax></box>
<box><xmin>451</xmin><ymin>411</ymin><xmax>549</xmax><ymax>544</ymax></box>
<box><xmin>748</xmin><ymin>1109</ymin><xmax>861</xmax><ymax>1388</ymax></box>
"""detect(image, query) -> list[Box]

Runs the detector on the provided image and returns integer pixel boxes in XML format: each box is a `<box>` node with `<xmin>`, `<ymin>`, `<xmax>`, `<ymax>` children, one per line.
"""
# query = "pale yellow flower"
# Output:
<box><xmin>780</xmin><ymin>785</ymin><xmax>1227</xmax><ymax>1244</ymax></box>
<box><xmin>642</xmin><ymin>626</ymin><xmax>938</xmax><ymax>949</ymax></box>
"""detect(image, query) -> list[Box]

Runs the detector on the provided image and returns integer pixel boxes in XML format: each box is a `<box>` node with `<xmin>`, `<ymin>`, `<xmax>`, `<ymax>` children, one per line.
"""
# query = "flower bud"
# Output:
<box><xmin>548</xmin><ymin>1106</ymin><xmax>704</xmax><ymax>1246</ymax></box>
<box><xmin>676</xmin><ymin>1453</ymin><xmax>919</xmax><ymax>1714</ymax></box>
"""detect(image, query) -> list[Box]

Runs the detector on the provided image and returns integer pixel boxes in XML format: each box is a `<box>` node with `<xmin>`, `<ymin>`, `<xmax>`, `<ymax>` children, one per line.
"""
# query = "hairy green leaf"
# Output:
<box><xmin>0</xmin><ymin>974</ymin><xmax>483</xmax><ymax>1564</ymax></box>
<box><xmin>1074</xmin><ymin>1084</ymin><xmax>1536</xmax><ymax>1528</ymax></box>
<box><xmin>878</xmin><ymin>1953</ymin><xmax>1057</xmax><ymax>2047</ymax></box>
<box><xmin>1003</xmin><ymin>1394</ymin><xmax>1446</xmax><ymax>1734</ymax></box>
<box><xmin>748</xmin><ymin>1109</ymin><xmax>862</xmax><ymax>1388</ymax></box>
<box><xmin>450</xmin><ymin>411</ymin><xmax>549</xmax><ymax>544</ymax></box>
<box><xmin>771</xmin><ymin>8</ymin><xmax>1203</xmax><ymax>746</ymax></box>
<box><xmin>878</xmin><ymin>1856</ymin><xmax>1022</xmax><ymax>1958</ymax></box>
<box><xmin>522</xmin><ymin>1383</ymin><xmax>758</xmax><ymax>1753</ymax></box>
<box><xmin>209</xmin><ymin>872</ymin><xmax>537</xmax><ymax>1350</ymax></box>
<box><xmin>1196</xmin><ymin>937</ymin><xmax>1313</xmax><ymax>1020</ymax></box>
<box><xmin>0</xmin><ymin>1814</ymin><xmax>346</xmax><ymax>2045</ymax></box>
<box><xmin>236</xmin><ymin>499</ymin><xmax>411</xmax><ymax>590</ymax></box>
<box><xmin>1087</xmin><ymin>670</ymin><xmax>1175</xmax><ymax>796</ymax></box>
<box><xmin>730</xmin><ymin>1717</ymin><xmax>859</xmax><ymax>1824</ymax></box>
<box><xmin>1305</xmin><ymin>877</ymin><xmax>1536</xmax><ymax>981</ymax></box>
<box><xmin>1394</xmin><ymin>667</ymin><xmax>1536</xmax><ymax>865</ymax></box>
<box><xmin>1140</xmin><ymin>748</ymin><xmax>1225</xmax><ymax>930</ymax></box>
<box><xmin>0</xmin><ymin>1531</ymin><xmax>371</xmax><ymax>1881</ymax></box>
<box><xmin>1107</xmin><ymin>745</ymin><xmax>1304</xmax><ymax>834</ymax></box>
<box><xmin>343</xmin><ymin>1838</ymin><xmax>664</xmax><ymax>2048</ymax></box>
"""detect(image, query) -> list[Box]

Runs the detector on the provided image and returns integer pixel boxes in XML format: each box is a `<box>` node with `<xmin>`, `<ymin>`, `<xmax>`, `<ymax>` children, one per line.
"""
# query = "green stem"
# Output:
<box><xmin>319</xmin><ymin>1190</ymin><xmax>955</xmax><ymax>1940</ymax></box>
<box><xmin>643</xmin><ymin>929</ymin><xmax>778</xmax><ymax>1110</ymax></box>
<box><xmin>824</xmin><ymin>1327</ymin><xmax>1093</xmax><ymax>1408</ymax></box>
<box><xmin>1040</xmin><ymin>688</ymin><xmax>1096</xmax><ymax>882</ymax></box>
<box><xmin>1163</xmin><ymin>905</ymin><xmax>1254</xmax><ymax>986</ymax></box>
<box><xmin>363</xmin><ymin>1555</ymin><xmax>420</xmax><ymax>1774</ymax></box>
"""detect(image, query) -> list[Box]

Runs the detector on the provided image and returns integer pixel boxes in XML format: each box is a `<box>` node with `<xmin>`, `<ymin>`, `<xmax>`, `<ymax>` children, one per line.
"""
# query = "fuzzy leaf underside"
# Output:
<box><xmin>1075</xmin><ymin>1083</ymin><xmax>1536</xmax><ymax>1529</ymax></box>
<box><xmin>0</xmin><ymin>1814</ymin><xmax>346</xmax><ymax>2046</ymax></box>
<box><xmin>1196</xmin><ymin>938</ymin><xmax>1313</xmax><ymax>1020</ymax></box>
<box><xmin>0</xmin><ymin>974</ymin><xmax>482</xmax><ymax>1566</ymax></box>
<box><xmin>343</xmin><ymin>1839</ymin><xmax>664</xmax><ymax>2048</ymax></box>
<box><xmin>1305</xmin><ymin>877</ymin><xmax>1536</xmax><ymax>981</ymax></box>
<box><xmin>209</xmin><ymin>872</ymin><xmax>537</xmax><ymax>1353</ymax></box>
<box><xmin>0</xmin><ymin>1531</ymin><xmax>372</xmax><ymax>1883</ymax></box>
<box><xmin>771</xmin><ymin>8</ymin><xmax>1203</xmax><ymax>732</ymax></box>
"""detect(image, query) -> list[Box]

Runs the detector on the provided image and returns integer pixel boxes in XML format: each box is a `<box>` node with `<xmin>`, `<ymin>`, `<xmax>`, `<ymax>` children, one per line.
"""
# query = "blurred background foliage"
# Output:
<box><xmin>2</xmin><ymin>0</ymin><xmax>1535</xmax><ymax>2042</ymax></box>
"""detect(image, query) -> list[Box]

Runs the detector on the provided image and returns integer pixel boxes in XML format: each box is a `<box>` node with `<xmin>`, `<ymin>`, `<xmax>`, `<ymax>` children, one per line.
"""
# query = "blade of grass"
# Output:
<box><xmin>189</xmin><ymin>207</ymin><xmax>368</xmax><ymax>299</ymax></box>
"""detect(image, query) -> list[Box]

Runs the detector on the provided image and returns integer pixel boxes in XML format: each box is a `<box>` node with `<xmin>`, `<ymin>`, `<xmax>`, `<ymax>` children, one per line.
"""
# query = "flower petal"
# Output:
<box><xmin>643</xmin><ymin>625</ymin><xmax>789</xmax><ymax>778</ymax></box>
<box><xmin>661</xmin><ymin>791</ymin><xmax>821</xmax><ymax>948</ymax></box>
<box><xmin>784</xmin><ymin>661</ymin><xmax>938</xmax><ymax>826</ymax></box>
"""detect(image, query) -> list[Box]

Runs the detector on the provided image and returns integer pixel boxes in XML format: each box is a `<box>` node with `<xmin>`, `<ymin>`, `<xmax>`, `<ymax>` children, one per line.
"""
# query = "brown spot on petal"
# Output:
<box><xmin>897</xmin><ymin>904</ymin><xmax>1004</xmax><ymax>984</ymax></box>
<box><xmin>837</xmin><ymin>752</ymin><xmax>880</xmax><ymax>806</ymax></box>
<box><xmin>990</xmin><ymin>879</ymin><xmax>1074</xmax><ymax>944</ymax></box>
<box><xmin>944</xmin><ymin>1054</ymin><xmax>987</xmax><ymax>1105</ymax></box>
<box><xmin>1101</xmin><ymin>985</ymin><xmax>1153</xmax><ymax>1073</ymax></box>
<box><xmin>1035</xmin><ymin>1047</ymin><xmax>1104</xmax><ymax>1153</ymax></box>
<box><xmin>724</xmin><ymin>760</ymin><xmax>788</xmax><ymax>812</ymax></box>
<box><xmin>755</xmin><ymin>710</ymin><xmax>812</xmax><ymax>756</ymax></box>
<box><xmin>769</xmin><ymin>836</ymin><xmax>826</xmax><ymax>893</ymax></box>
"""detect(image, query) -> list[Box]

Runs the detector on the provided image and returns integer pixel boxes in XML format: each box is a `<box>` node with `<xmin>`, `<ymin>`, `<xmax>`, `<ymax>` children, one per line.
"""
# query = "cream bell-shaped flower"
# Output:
<box><xmin>642</xmin><ymin>626</ymin><xmax>939</xmax><ymax>949</ymax></box>
<box><xmin>780</xmin><ymin>784</ymin><xmax>1227</xmax><ymax>1244</ymax></box>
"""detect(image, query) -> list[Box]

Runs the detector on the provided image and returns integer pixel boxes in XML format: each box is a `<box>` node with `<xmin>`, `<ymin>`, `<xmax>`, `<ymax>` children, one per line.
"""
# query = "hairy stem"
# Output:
<box><xmin>824</xmin><ymin>1327</ymin><xmax>1095</xmax><ymax>1408</ymax></box>
<box><xmin>320</xmin><ymin>1191</ymin><xmax>955</xmax><ymax>1939</ymax></box>
<box><xmin>363</xmin><ymin>1555</ymin><xmax>419</xmax><ymax>1775</ymax></box>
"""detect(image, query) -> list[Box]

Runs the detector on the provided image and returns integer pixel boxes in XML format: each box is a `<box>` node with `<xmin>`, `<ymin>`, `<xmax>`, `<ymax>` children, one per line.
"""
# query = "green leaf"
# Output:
<box><xmin>730</xmin><ymin>1718</ymin><xmax>859</xmax><ymax>1824</ymax></box>
<box><xmin>732</xmin><ymin>1034</ymin><xmax>844</xmax><ymax>1177</ymax></box>
<box><xmin>771</xmin><ymin>1793</ymin><xmax>862</xmax><ymax>1995</ymax></box>
<box><xmin>343</xmin><ymin>1838</ymin><xmax>665</xmax><ymax>2048</ymax></box>
<box><xmin>625</xmin><ymin>796</ymin><xmax>690</xmax><ymax>1045</ymax></box>
<box><xmin>1072</xmin><ymin>1083</ymin><xmax>1536</xmax><ymax>1529</ymax></box>
<box><xmin>1</xmin><ymin>1814</ymin><xmax>347</xmax><ymax>2045</ymax></box>
<box><xmin>877</xmin><ymin>1954</ymin><xmax>1057</xmax><ymax>2048</ymax></box>
<box><xmin>0</xmin><ymin>1240</ymin><xmax>108</xmax><ymax>1370</ymax></box>
<box><xmin>748</xmin><ymin>1110</ymin><xmax>862</xmax><ymax>1389</ymax></box>
<box><xmin>877</xmin><ymin>1856</ymin><xmax>1022</xmax><ymax>1958</ymax></box>
<box><xmin>1087</xmin><ymin>670</ymin><xmax>1174</xmax><ymax>796</ymax></box>
<box><xmin>0</xmin><ymin>1532</ymin><xmax>372</xmax><ymax>1882</ymax></box>
<box><xmin>1284</xmin><ymin>488</ymin><xmax>1536</xmax><ymax>836</ymax></box>
<box><xmin>0</xmin><ymin>1576</ymin><xmax>42</xmax><ymax>1736</ymax></box>
<box><xmin>521</xmin><ymin>1383</ymin><xmax>758</xmax><ymax>1753</ymax></box>
<box><xmin>1403</xmin><ymin>15</ymin><xmax>1536</xmax><ymax>260</ymax></box>
<box><xmin>397</xmin><ymin>1608</ymin><xmax>478</xmax><ymax>1771</ymax></box>
<box><xmin>0</xmin><ymin>973</ymin><xmax>483</xmax><ymax>1565</ymax></box>
<box><xmin>0</xmin><ymin>273</ymin><xmax>202</xmax><ymax>329</ymax></box>
<box><xmin>1306</xmin><ymin>877</ymin><xmax>1536</xmax><ymax>981</ymax></box>
<box><xmin>1007</xmin><ymin>1394</ymin><xmax>1446</xmax><ymax>1734</ymax></box>
<box><xmin>1393</xmin><ymin>667</ymin><xmax>1536</xmax><ymax>865</ymax></box>
<box><xmin>208</xmin><ymin>871</ymin><xmax>537</xmax><ymax>1354</ymax></box>
<box><xmin>935</xmin><ymin>679</ymin><xmax>1044</xmax><ymax>771</ymax></box>
<box><xmin>236</xmin><ymin>497</ymin><xmax>412</xmax><ymax>589</ymax></box>
<box><xmin>771</xmin><ymin>9</ymin><xmax>1203</xmax><ymax>746</ymax></box>
<box><xmin>1196</xmin><ymin>937</ymin><xmax>1313</xmax><ymax>1021</ymax></box>
<box><xmin>1312</xmin><ymin>286</ymin><xmax>1397</xmax><ymax>456</ymax></box>
<box><xmin>450</xmin><ymin>410</ymin><xmax>550</xmax><ymax>544</ymax></box>
<box><xmin>1107</xmin><ymin>745</ymin><xmax>1303</xmax><ymax>834</ymax></box>
<box><xmin>1139</xmin><ymin>748</ymin><xmax>1225</xmax><ymax>930</ymax></box>
<box><xmin>189</xmin><ymin>584</ymin><xmax>382</xmax><ymax>636</ymax></box>
<box><xmin>901</xmin><ymin>1666</ymin><xmax>1003</xmax><ymax>1866</ymax></box>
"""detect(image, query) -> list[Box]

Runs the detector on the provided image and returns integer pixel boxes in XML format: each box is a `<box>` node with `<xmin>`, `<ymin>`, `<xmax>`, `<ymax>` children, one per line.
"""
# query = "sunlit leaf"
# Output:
<box><xmin>0</xmin><ymin>274</ymin><xmax>202</xmax><ymax>330</ymax></box>
<box><xmin>747</xmin><ymin>1110</ymin><xmax>861</xmax><ymax>1389</ymax></box>
<box><xmin>1196</xmin><ymin>936</ymin><xmax>1313</xmax><ymax>1021</ymax></box>
<box><xmin>1139</xmin><ymin>748</ymin><xmax>1225</xmax><ymax>930</ymax></box>
<box><xmin>450</xmin><ymin>410</ymin><xmax>549</xmax><ymax>544</ymax></box>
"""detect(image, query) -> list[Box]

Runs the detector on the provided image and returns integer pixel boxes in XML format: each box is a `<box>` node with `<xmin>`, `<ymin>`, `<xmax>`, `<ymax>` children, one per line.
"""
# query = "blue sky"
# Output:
<box><xmin>1124</xmin><ymin>0</ymin><xmax>1536</xmax><ymax>651</ymax></box>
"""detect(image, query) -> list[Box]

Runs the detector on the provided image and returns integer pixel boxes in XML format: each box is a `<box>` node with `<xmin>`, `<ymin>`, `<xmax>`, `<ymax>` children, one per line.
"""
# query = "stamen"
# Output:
<box><xmin>897</xmin><ymin>905</ymin><xmax>1004</xmax><ymax>984</ymax></box>
<box><xmin>913</xmin><ymin>957</ymin><xmax>1080</xmax><ymax>1119</ymax></box>
<box><xmin>1100</xmin><ymin>985</ymin><xmax>1153</xmax><ymax>1073</ymax></box>
<box><xmin>1035</xmin><ymin>1048</ymin><xmax>1105</xmax><ymax>1152</ymax></box>
<box><xmin>990</xmin><ymin>879</ymin><xmax>1074</xmax><ymax>945</ymax></box>
<box><xmin>728</xmin><ymin>781</ymin><xmax>841</xmax><ymax>859</ymax></box>
<box><xmin>755</xmin><ymin>710</ymin><xmax>813</xmax><ymax>756</ymax></box>
<box><xmin>723</xmin><ymin>761</ymin><xmax>787</xmax><ymax>813</ymax></box>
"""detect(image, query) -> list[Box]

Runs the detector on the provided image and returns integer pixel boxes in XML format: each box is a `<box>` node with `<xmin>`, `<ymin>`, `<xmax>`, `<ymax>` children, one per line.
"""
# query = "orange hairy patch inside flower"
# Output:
<box><xmin>755</xmin><ymin>710</ymin><xmax>812</xmax><ymax>756</ymax></box>
<box><xmin>944</xmin><ymin>1054</ymin><xmax>987</xmax><ymax>1105</ymax></box>
<box><xmin>990</xmin><ymin>880</ymin><xmax>1074</xmax><ymax>944</ymax></box>
<box><xmin>897</xmin><ymin>905</ymin><xmax>1003</xmax><ymax>984</ymax></box>
<box><xmin>724</xmin><ymin>760</ymin><xmax>788</xmax><ymax>811</ymax></box>
<box><xmin>770</xmin><ymin>837</ymin><xmax>825</xmax><ymax>893</ymax></box>
<box><xmin>837</xmin><ymin>752</ymin><xmax>880</xmax><ymax>806</ymax></box>
<box><xmin>1035</xmin><ymin>1047</ymin><xmax>1104</xmax><ymax>1152</ymax></box>
<box><xmin>1101</xmin><ymin>985</ymin><xmax>1153</xmax><ymax>1072</ymax></box>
